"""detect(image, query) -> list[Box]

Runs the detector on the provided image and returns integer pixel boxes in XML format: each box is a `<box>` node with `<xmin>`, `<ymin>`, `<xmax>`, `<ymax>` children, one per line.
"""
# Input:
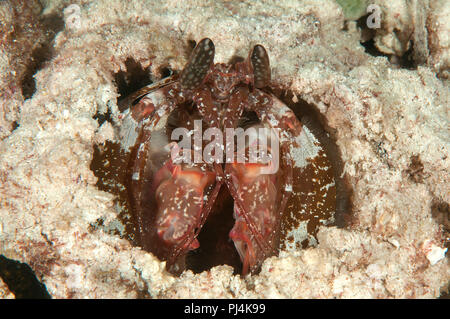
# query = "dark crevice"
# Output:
<box><xmin>0</xmin><ymin>255</ymin><xmax>51</xmax><ymax>299</ymax></box>
<box><xmin>185</xmin><ymin>187</ymin><xmax>242</xmax><ymax>274</ymax></box>
<box><xmin>93</xmin><ymin>105</ymin><xmax>113</xmax><ymax>127</ymax></box>
<box><xmin>356</xmin><ymin>13</ymin><xmax>375</xmax><ymax>40</ymax></box>
<box><xmin>186</xmin><ymin>39</ymin><xmax>198</xmax><ymax>57</ymax></box>
<box><xmin>114</xmin><ymin>57</ymin><xmax>153</xmax><ymax>108</ymax></box>
<box><xmin>360</xmin><ymin>38</ymin><xmax>386</xmax><ymax>58</ymax></box>
<box><xmin>21</xmin><ymin>13</ymin><xmax>65</xmax><ymax>100</ymax></box>
<box><xmin>11</xmin><ymin>121</ymin><xmax>20</xmax><ymax>132</ymax></box>
<box><xmin>356</xmin><ymin>14</ymin><xmax>417</xmax><ymax>70</ymax></box>
<box><xmin>114</xmin><ymin>39</ymin><xmax>197</xmax><ymax>112</ymax></box>
<box><xmin>158</xmin><ymin>66</ymin><xmax>175</xmax><ymax>79</ymax></box>
<box><xmin>21</xmin><ymin>43</ymin><xmax>52</xmax><ymax>99</ymax></box>
<box><xmin>360</xmin><ymin>39</ymin><xmax>416</xmax><ymax>70</ymax></box>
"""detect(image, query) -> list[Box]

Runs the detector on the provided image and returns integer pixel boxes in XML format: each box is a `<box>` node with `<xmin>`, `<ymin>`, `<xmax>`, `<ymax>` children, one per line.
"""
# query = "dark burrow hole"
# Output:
<box><xmin>185</xmin><ymin>185</ymin><xmax>243</xmax><ymax>274</ymax></box>
<box><xmin>0</xmin><ymin>255</ymin><xmax>51</xmax><ymax>299</ymax></box>
<box><xmin>93</xmin><ymin>104</ymin><xmax>114</xmax><ymax>127</ymax></box>
<box><xmin>21</xmin><ymin>13</ymin><xmax>65</xmax><ymax>100</ymax></box>
<box><xmin>186</xmin><ymin>39</ymin><xmax>198</xmax><ymax>56</ymax></box>
<box><xmin>11</xmin><ymin>121</ymin><xmax>20</xmax><ymax>132</ymax></box>
<box><xmin>114</xmin><ymin>57</ymin><xmax>153</xmax><ymax>111</ymax></box>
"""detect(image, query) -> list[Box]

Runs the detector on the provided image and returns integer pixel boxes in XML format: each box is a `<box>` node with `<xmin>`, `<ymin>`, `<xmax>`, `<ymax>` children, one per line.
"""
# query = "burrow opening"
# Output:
<box><xmin>90</xmin><ymin>55</ymin><xmax>352</xmax><ymax>276</ymax></box>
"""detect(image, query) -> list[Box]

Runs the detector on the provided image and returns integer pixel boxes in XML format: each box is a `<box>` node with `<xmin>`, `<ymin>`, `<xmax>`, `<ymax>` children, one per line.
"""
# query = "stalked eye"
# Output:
<box><xmin>180</xmin><ymin>38</ymin><xmax>215</xmax><ymax>90</ymax></box>
<box><xmin>250</xmin><ymin>44</ymin><xmax>271</xmax><ymax>88</ymax></box>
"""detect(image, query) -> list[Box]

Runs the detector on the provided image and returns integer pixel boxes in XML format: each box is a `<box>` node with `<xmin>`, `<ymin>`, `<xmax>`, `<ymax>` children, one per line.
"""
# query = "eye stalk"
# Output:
<box><xmin>250</xmin><ymin>44</ymin><xmax>271</xmax><ymax>88</ymax></box>
<box><xmin>180</xmin><ymin>38</ymin><xmax>215</xmax><ymax>90</ymax></box>
<box><xmin>180</xmin><ymin>40</ymin><xmax>270</xmax><ymax>92</ymax></box>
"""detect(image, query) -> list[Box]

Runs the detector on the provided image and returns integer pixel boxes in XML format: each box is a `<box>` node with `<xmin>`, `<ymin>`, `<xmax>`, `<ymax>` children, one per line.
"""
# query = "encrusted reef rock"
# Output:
<box><xmin>0</xmin><ymin>278</ymin><xmax>14</xmax><ymax>299</ymax></box>
<box><xmin>0</xmin><ymin>1</ymin><xmax>44</xmax><ymax>139</ymax></box>
<box><xmin>0</xmin><ymin>0</ymin><xmax>448</xmax><ymax>298</ymax></box>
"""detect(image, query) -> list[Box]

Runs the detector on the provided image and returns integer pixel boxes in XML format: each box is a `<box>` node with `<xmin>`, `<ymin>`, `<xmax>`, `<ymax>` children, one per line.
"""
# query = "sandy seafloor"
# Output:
<box><xmin>0</xmin><ymin>0</ymin><xmax>449</xmax><ymax>298</ymax></box>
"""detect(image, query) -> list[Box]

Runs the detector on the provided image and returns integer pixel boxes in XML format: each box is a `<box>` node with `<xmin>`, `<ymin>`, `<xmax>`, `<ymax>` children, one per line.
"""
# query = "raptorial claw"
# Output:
<box><xmin>229</xmin><ymin>213</ymin><xmax>256</xmax><ymax>275</ymax></box>
<box><xmin>154</xmin><ymin>162</ymin><xmax>216</xmax><ymax>250</ymax></box>
<box><xmin>226</xmin><ymin>161</ymin><xmax>279</xmax><ymax>274</ymax></box>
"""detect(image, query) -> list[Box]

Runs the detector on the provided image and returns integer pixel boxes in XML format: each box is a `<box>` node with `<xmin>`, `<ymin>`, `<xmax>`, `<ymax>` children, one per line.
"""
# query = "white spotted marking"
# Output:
<box><xmin>289</xmin><ymin>126</ymin><xmax>321</xmax><ymax>168</ymax></box>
